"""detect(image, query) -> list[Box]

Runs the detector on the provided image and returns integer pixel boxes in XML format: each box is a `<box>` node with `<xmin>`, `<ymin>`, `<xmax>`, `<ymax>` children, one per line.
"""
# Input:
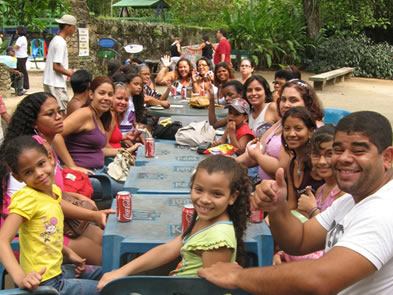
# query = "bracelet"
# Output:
<box><xmin>308</xmin><ymin>206</ymin><xmax>320</xmax><ymax>217</ymax></box>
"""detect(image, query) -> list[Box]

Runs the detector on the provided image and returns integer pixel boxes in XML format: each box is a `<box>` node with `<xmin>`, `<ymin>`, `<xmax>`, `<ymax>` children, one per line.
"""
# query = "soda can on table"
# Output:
<box><xmin>182</xmin><ymin>204</ymin><xmax>195</xmax><ymax>232</ymax></box>
<box><xmin>181</xmin><ymin>87</ymin><xmax>186</xmax><ymax>99</ymax></box>
<box><xmin>200</xmin><ymin>88</ymin><xmax>205</xmax><ymax>96</ymax></box>
<box><xmin>145</xmin><ymin>137</ymin><xmax>155</xmax><ymax>158</ymax></box>
<box><xmin>116</xmin><ymin>191</ymin><xmax>132</xmax><ymax>222</ymax></box>
<box><xmin>186</xmin><ymin>86</ymin><xmax>192</xmax><ymax>99</ymax></box>
<box><xmin>171</xmin><ymin>85</ymin><xmax>176</xmax><ymax>97</ymax></box>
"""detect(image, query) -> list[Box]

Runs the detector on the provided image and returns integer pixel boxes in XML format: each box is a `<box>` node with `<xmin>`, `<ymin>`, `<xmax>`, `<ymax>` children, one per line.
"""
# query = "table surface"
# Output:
<box><xmin>147</xmin><ymin>96</ymin><xmax>227</xmax><ymax>118</ymax></box>
<box><xmin>103</xmin><ymin>195</ymin><xmax>273</xmax><ymax>272</ymax></box>
<box><xmin>135</xmin><ymin>140</ymin><xmax>206</xmax><ymax>166</ymax></box>
<box><xmin>124</xmin><ymin>164</ymin><xmax>195</xmax><ymax>194</ymax></box>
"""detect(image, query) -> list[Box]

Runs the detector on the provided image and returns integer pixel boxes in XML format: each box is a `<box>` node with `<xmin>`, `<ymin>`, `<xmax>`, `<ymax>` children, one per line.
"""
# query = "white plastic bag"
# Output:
<box><xmin>175</xmin><ymin>120</ymin><xmax>216</xmax><ymax>147</ymax></box>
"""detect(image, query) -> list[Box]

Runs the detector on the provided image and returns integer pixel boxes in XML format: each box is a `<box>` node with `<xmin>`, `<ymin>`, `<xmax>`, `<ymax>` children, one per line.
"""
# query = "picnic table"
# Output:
<box><xmin>102</xmin><ymin>195</ymin><xmax>273</xmax><ymax>273</ymax></box>
<box><xmin>147</xmin><ymin>96</ymin><xmax>227</xmax><ymax>118</ymax></box>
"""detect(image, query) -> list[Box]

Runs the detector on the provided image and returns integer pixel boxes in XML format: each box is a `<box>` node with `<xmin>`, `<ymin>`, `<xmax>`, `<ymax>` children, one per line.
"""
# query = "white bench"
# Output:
<box><xmin>309</xmin><ymin>67</ymin><xmax>355</xmax><ymax>90</ymax></box>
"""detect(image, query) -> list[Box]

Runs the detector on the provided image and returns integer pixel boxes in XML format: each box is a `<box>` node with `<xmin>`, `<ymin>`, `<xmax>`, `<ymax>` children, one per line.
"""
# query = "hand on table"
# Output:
<box><xmin>94</xmin><ymin>209</ymin><xmax>116</xmax><ymax>229</ymax></box>
<box><xmin>160</xmin><ymin>100</ymin><xmax>171</xmax><ymax>108</ymax></box>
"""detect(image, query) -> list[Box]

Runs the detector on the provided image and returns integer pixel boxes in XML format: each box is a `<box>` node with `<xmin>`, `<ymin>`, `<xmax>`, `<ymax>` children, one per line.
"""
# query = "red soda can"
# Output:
<box><xmin>181</xmin><ymin>87</ymin><xmax>186</xmax><ymax>99</ymax></box>
<box><xmin>171</xmin><ymin>85</ymin><xmax>176</xmax><ymax>97</ymax></box>
<box><xmin>145</xmin><ymin>138</ymin><xmax>155</xmax><ymax>158</ymax></box>
<box><xmin>117</xmin><ymin>191</ymin><xmax>132</xmax><ymax>222</ymax></box>
<box><xmin>182</xmin><ymin>204</ymin><xmax>195</xmax><ymax>232</ymax></box>
<box><xmin>200</xmin><ymin>88</ymin><xmax>205</xmax><ymax>96</ymax></box>
<box><xmin>249</xmin><ymin>205</ymin><xmax>264</xmax><ymax>223</ymax></box>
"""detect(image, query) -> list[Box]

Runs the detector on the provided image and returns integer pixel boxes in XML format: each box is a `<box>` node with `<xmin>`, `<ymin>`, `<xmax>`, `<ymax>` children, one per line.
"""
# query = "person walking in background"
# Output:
<box><xmin>13</xmin><ymin>26</ymin><xmax>29</xmax><ymax>92</ymax></box>
<box><xmin>43</xmin><ymin>14</ymin><xmax>77</xmax><ymax>114</ymax></box>
<box><xmin>186</xmin><ymin>35</ymin><xmax>213</xmax><ymax>61</ymax></box>
<box><xmin>169</xmin><ymin>37</ymin><xmax>182</xmax><ymax>71</ymax></box>
<box><xmin>213</xmin><ymin>29</ymin><xmax>231</xmax><ymax>65</ymax></box>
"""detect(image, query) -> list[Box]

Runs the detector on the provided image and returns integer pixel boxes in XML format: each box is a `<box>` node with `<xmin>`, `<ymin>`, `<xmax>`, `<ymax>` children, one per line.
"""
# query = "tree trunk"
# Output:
<box><xmin>303</xmin><ymin>0</ymin><xmax>321</xmax><ymax>41</ymax></box>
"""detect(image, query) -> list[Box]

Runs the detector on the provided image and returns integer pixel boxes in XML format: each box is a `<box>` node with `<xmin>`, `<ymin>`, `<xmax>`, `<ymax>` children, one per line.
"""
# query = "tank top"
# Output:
<box><xmin>289</xmin><ymin>158</ymin><xmax>325</xmax><ymax>201</ymax></box>
<box><xmin>202</xmin><ymin>43</ymin><xmax>213</xmax><ymax>59</ymax></box>
<box><xmin>249</xmin><ymin>103</ymin><xmax>271</xmax><ymax>137</ymax></box>
<box><xmin>258</xmin><ymin>122</ymin><xmax>282</xmax><ymax>180</ymax></box>
<box><xmin>109</xmin><ymin>122</ymin><xmax>122</xmax><ymax>149</ymax></box>
<box><xmin>170</xmin><ymin>43</ymin><xmax>181</xmax><ymax>57</ymax></box>
<box><xmin>65</xmin><ymin>114</ymin><xmax>107</xmax><ymax>169</ymax></box>
<box><xmin>316</xmin><ymin>184</ymin><xmax>340</xmax><ymax>212</ymax></box>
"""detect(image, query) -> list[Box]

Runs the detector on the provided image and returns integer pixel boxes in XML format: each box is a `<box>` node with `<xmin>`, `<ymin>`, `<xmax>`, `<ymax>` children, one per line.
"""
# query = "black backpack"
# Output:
<box><xmin>152</xmin><ymin>121</ymin><xmax>183</xmax><ymax>140</ymax></box>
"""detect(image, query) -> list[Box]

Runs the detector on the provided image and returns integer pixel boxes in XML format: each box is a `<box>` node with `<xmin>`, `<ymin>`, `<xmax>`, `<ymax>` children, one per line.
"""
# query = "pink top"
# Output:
<box><xmin>258</xmin><ymin>122</ymin><xmax>282</xmax><ymax>180</ymax></box>
<box><xmin>316</xmin><ymin>184</ymin><xmax>340</xmax><ymax>212</ymax></box>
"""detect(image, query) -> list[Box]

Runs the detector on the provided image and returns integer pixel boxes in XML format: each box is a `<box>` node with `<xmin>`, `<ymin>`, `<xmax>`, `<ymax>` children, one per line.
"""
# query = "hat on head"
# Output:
<box><xmin>225</xmin><ymin>98</ymin><xmax>250</xmax><ymax>115</ymax></box>
<box><xmin>55</xmin><ymin>15</ymin><xmax>77</xmax><ymax>26</ymax></box>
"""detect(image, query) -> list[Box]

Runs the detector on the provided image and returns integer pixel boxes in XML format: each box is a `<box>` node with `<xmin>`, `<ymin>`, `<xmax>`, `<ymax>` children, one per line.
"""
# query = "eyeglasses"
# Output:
<box><xmin>311</xmin><ymin>150</ymin><xmax>333</xmax><ymax>160</ymax></box>
<box><xmin>240</xmin><ymin>64</ymin><xmax>251</xmax><ymax>68</ymax></box>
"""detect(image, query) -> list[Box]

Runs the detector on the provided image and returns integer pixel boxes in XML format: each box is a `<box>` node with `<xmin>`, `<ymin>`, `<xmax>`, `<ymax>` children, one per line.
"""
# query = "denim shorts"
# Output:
<box><xmin>40</xmin><ymin>264</ymin><xmax>102</xmax><ymax>295</ymax></box>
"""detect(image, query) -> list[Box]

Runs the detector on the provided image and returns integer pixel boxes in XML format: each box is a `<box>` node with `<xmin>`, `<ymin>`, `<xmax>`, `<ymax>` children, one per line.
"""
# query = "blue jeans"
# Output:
<box><xmin>40</xmin><ymin>264</ymin><xmax>102</xmax><ymax>295</ymax></box>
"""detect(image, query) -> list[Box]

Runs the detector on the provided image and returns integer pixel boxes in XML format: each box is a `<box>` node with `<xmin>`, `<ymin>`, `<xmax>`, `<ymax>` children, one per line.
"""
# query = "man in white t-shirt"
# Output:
<box><xmin>199</xmin><ymin>111</ymin><xmax>393</xmax><ymax>295</ymax></box>
<box><xmin>43</xmin><ymin>14</ymin><xmax>77</xmax><ymax>113</ymax></box>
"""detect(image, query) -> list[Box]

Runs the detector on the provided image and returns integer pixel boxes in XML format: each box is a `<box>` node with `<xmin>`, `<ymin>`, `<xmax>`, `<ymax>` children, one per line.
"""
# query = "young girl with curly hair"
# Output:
<box><xmin>97</xmin><ymin>155</ymin><xmax>251</xmax><ymax>290</ymax></box>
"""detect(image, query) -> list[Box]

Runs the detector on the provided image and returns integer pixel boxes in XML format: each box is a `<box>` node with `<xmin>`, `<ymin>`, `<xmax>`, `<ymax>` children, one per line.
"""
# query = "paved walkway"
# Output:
<box><xmin>3</xmin><ymin>69</ymin><xmax>393</xmax><ymax>124</ymax></box>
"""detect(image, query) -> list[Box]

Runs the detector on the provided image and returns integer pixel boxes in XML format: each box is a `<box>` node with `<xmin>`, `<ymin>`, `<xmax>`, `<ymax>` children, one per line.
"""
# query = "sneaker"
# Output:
<box><xmin>17</xmin><ymin>89</ymin><xmax>27</xmax><ymax>96</ymax></box>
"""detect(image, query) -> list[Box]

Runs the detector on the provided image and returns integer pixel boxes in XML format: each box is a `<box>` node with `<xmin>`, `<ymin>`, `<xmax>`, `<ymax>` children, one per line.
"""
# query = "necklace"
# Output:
<box><xmin>294</xmin><ymin>158</ymin><xmax>302</xmax><ymax>177</ymax></box>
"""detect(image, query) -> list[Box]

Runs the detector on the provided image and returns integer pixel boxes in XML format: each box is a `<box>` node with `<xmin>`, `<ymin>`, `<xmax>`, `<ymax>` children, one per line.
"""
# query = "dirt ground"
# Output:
<box><xmin>3</xmin><ymin>69</ymin><xmax>393</xmax><ymax>124</ymax></box>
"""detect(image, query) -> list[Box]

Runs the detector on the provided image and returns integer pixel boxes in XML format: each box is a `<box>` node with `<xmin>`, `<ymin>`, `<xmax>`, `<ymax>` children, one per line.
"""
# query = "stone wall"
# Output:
<box><xmin>69</xmin><ymin>0</ymin><xmax>216</xmax><ymax>75</ymax></box>
<box><xmin>0</xmin><ymin>64</ymin><xmax>11</xmax><ymax>97</ymax></box>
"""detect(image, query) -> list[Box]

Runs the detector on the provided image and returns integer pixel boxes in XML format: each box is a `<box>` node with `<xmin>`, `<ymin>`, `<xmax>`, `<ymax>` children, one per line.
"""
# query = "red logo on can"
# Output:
<box><xmin>182</xmin><ymin>204</ymin><xmax>195</xmax><ymax>233</ymax></box>
<box><xmin>181</xmin><ymin>87</ymin><xmax>186</xmax><ymax>99</ymax></box>
<box><xmin>249</xmin><ymin>206</ymin><xmax>263</xmax><ymax>223</ymax></box>
<box><xmin>117</xmin><ymin>191</ymin><xmax>132</xmax><ymax>222</ymax></box>
<box><xmin>171</xmin><ymin>85</ymin><xmax>176</xmax><ymax>97</ymax></box>
<box><xmin>200</xmin><ymin>89</ymin><xmax>205</xmax><ymax>96</ymax></box>
<box><xmin>145</xmin><ymin>138</ymin><xmax>155</xmax><ymax>158</ymax></box>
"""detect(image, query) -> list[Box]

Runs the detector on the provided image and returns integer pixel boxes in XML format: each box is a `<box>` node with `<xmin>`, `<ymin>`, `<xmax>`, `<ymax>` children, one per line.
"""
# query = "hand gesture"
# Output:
<box><xmin>226</xmin><ymin>121</ymin><xmax>236</xmax><ymax>135</ymax></box>
<box><xmin>251</xmin><ymin>168</ymin><xmax>288</xmax><ymax>212</ymax></box>
<box><xmin>19</xmin><ymin>268</ymin><xmax>46</xmax><ymax>290</ymax></box>
<box><xmin>247</xmin><ymin>141</ymin><xmax>264</xmax><ymax>161</ymax></box>
<box><xmin>161</xmin><ymin>55</ymin><xmax>171</xmax><ymax>68</ymax></box>
<box><xmin>125</xmin><ymin>129</ymin><xmax>142</xmax><ymax>142</ymax></box>
<box><xmin>297</xmin><ymin>186</ymin><xmax>317</xmax><ymax>214</ymax></box>
<box><xmin>74</xmin><ymin>258</ymin><xmax>86</xmax><ymax>278</ymax></box>
<box><xmin>94</xmin><ymin>209</ymin><xmax>116</xmax><ymax>229</ymax></box>
<box><xmin>198</xmin><ymin>262</ymin><xmax>243</xmax><ymax>290</ymax></box>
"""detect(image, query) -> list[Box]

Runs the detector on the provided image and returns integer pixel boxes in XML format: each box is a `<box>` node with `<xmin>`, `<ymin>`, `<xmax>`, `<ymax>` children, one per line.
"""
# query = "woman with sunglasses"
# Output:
<box><xmin>237</xmin><ymin>79</ymin><xmax>324</xmax><ymax>182</ymax></box>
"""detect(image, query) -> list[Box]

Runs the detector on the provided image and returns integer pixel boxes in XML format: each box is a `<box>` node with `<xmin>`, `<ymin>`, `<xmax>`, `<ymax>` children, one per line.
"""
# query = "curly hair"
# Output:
<box><xmin>175</xmin><ymin>58</ymin><xmax>193</xmax><ymax>81</ymax></box>
<box><xmin>214</xmin><ymin>62</ymin><xmax>235</xmax><ymax>86</ymax></box>
<box><xmin>184</xmin><ymin>155</ymin><xmax>251</xmax><ymax>266</ymax></box>
<box><xmin>0</xmin><ymin>92</ymin><xmax>52</xmax><ymax>212</ymax></box>
<box><xmin>277</xmin><ymin>79</ymin><xmax>324</xmax><ymax>121</ymax></box>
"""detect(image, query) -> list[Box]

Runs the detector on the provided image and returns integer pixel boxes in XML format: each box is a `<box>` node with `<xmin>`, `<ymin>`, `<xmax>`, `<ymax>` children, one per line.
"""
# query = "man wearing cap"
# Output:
<box><xmin>212</xmin><ymin>98</ymin><xmax>254</xmax><ymax>155</ymax></box>
<box><xmin>43</xmin><ymin>14</ymin><xmax>77</xmax><ymax>113</ymax></box>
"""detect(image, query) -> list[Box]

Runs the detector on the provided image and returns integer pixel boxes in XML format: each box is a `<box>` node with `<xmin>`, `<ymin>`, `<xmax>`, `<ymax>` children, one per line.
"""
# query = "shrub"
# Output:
<box><xmin>309</xmin><ymin>33</ymin><xmax>393</xmax><ymax>79</ymax></box>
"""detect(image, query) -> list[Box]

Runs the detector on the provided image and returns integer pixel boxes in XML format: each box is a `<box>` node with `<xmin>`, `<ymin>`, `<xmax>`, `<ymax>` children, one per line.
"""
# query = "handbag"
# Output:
<box><xmin>107</xmin><ymin>148</ymin><xmax>136</xmax><ymax>182</ymax></box>
<box><xmin>62</xmin><ymin>193</ymin><xmax>98</xmax><ymax>238</ymax></box>
<box><xmin>175</xmin><ymin>120</ymin><xmax>216</xmax><ymax>147</ymax></box>
<box><xmin>61</xmin><ymin>168</ymin><xmax>94</xmax><ymax>199</ymax></box>
<box><xmin>152</xmin><ymin>121</ymin><xmax>183</xmax><ymax>140</ymax></box>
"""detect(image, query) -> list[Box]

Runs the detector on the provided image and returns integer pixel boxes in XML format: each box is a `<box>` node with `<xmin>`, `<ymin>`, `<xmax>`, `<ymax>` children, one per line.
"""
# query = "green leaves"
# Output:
<box><xmin>222</xmin><ymin>0</ymin><xmax>310</xmax><ymax>68</ymax></box>
<box><xmin>0</xmin><ymin>0</ymin><xmax>70</xmax><ymax>32</ymax></box>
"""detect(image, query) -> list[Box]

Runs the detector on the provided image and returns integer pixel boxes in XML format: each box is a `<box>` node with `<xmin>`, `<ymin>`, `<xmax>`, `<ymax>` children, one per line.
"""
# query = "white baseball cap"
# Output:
<box><xmin>55</xmin><ymin>15</ymin><xmax>77</xmax><ymax>26</ymax></box>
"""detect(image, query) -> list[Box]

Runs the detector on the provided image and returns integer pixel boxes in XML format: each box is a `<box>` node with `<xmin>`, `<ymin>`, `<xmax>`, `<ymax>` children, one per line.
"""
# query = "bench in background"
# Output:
<box><xmin>309</xmin><ymin>67</ymin><xmax>355</xmax><ymax>90</ymax></box>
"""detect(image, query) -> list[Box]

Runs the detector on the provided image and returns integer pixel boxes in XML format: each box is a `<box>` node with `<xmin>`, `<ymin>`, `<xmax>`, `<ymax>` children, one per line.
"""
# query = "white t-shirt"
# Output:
<box><xmin>15</xmin><ymin>36</ymin><xmax>28</xmax><ymax>58</ymax></box>
<box><xmin>43</xmin><ymin>35</ymin><xmax>68</xmax><ymax>88</ymax></box>
<box><xmin>316</xmin><ymin>180</ymin><xmax>393</xmax><ymax>294</ymax></box>
<box><xmin>248</xmin><ymin>103</ymin><xmax>270</xmax><ymax>136</ymax></box>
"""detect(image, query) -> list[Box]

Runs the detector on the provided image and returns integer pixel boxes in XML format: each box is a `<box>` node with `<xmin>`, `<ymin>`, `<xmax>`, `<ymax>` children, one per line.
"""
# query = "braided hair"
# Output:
<box><xmin>183</xmin><ymin>155</ymin><xmax>251</xmax><ymax>266</ymax></box>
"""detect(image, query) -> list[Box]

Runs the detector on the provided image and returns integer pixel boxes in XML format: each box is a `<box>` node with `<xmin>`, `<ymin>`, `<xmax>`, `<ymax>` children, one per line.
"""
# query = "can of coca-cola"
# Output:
<box><xmin>200</xmin><ymin>88</ymin><xmax>205</xmax><ymax>96</ymax></box>
<box><xmin>171</xmin><ymin>85</ymin><xmax>176</xmax><ymax>97</ymax></box>
<box><xmin>249</xmin><ymin>205</ymin><xmax>264</xmax><ymax>223</ymax></box>
<box><xmin>181</xmin><ymin>87</ymin><xmax>186</xmax><ymax>99</ymax></box>
<box><xmin>182</xmin><ymin>204</ymin><xmax>195</xmax><ymax>232</ymax></box>
<box><xmin>145</xmin><ymin>138</ymin><xmax>155</xmax><ymax>158</ymax></box>
<box><xmin>116</xmin><ymin>191</ymin><xmax>132</xmax><ymax>222</ymax></box>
